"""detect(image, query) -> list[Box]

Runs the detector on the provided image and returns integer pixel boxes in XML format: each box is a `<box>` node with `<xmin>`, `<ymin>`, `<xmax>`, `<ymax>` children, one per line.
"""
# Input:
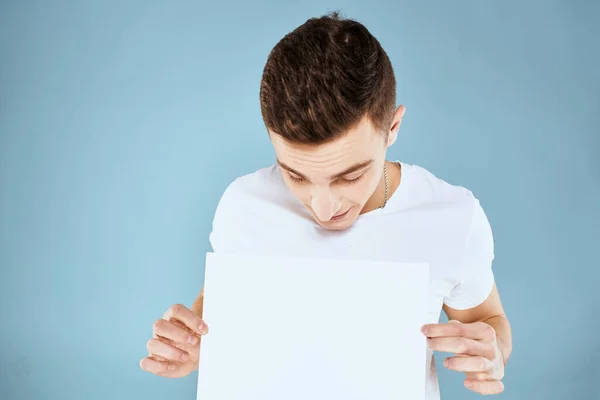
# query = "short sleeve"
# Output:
<box><xmin>208</xmin><ymin>181</ymin><xmax>241</xmax><ymax>254</ymax></box>
<box><xmin>443</xmin><ymin>199</ymin><xmax>496</xmax><ymax>310</ymax></box>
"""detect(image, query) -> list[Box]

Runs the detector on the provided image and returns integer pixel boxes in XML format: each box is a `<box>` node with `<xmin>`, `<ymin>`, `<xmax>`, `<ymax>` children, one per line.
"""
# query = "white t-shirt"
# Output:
<box><xmin>209</xmin><ymin>161</ymin><xmax>495</xmax><ymax>400</ymax></box>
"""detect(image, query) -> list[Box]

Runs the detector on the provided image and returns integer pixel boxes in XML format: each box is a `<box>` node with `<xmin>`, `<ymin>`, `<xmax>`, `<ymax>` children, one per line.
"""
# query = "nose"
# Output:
<box><xmin>310</xmin><ymin>186</ymin><xmax>341</xmax><ymax>222</ymax></box>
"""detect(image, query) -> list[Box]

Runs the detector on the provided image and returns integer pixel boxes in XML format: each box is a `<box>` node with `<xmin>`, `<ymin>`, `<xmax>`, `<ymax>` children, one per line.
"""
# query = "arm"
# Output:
<box><xmin>443</xmin><ymin>283</ymin><xmax>512</xmax><ymax>365</ymax></box>
<box><xmin>423</xmin><ymin>285</ymin><xmax>511</xmax><ymax>395</ymax></box>
<box><xmin>422</xmin><ymin>199</ymin><xmax>511</xmax><ymax>395</ymax></box>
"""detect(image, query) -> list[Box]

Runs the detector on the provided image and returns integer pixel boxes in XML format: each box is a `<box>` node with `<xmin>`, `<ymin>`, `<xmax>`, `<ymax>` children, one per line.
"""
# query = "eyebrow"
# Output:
<box><xmin>277</xmin><ymin>159</ymin><xmax>374</xmax><ymax>180</ymax></box>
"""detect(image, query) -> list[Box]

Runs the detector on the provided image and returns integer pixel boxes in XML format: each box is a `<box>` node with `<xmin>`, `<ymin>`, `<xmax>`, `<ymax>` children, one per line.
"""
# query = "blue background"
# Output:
<box><xmin>1</xmin><ymin>1</ymin><xmax>598</xmax><ymax>399</ymax></box>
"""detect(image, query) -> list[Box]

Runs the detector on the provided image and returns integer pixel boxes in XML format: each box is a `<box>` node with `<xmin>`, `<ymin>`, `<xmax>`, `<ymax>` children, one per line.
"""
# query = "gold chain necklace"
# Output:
<box><xmin>380</xmin><ymin>163</ymin><xmax>389</xmax><ymax>209</ymax></box>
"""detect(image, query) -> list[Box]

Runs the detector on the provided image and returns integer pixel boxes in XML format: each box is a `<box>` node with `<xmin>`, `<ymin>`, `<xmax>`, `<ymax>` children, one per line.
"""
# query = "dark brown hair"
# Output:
<box><xmin>259</xmin><ymin>11</ymin><xmax>396</xmax><ymax>145</ymax></box>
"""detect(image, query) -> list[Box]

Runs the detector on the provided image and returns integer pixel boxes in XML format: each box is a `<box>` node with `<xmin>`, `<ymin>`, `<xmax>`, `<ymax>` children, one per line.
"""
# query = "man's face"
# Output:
<box><xmin>270</xmin><ymin>113</ymin><xmax>399</xmax><ymax>231</ymax></box>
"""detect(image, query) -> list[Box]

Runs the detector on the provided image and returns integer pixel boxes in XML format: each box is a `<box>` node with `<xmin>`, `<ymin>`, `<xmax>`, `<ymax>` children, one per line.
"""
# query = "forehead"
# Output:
<box><xmin>270</xmin><ymin>117</ymin><xmax>383</xmax><ymax>174</ymax></box>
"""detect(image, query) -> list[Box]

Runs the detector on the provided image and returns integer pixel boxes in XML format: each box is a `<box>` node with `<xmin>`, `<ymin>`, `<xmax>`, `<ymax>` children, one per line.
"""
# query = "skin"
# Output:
<box><xmin>140</xmin><ymin>104</ymin><xmax>512</xmax><ymax>395</ymax></box>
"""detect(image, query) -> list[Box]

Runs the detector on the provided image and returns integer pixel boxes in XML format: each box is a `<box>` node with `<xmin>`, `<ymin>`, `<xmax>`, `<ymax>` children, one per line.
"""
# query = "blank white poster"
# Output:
<box><xmin>197</xmin><ymin>252</ymin><xmax>430</xmax><ymax>400</ymax></box>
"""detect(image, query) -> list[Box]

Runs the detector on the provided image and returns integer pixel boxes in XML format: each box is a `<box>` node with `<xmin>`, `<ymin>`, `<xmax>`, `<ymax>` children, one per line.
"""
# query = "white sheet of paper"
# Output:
<box><xmin>197</xmin><ymin>252</ymin><xmax>429</xmax><ymax>400</ymax></box>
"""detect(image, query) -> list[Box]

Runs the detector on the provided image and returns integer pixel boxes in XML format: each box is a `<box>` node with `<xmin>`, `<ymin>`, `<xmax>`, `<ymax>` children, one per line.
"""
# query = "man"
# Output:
<box><xmin>140</xmin><ymin>12</ymin><xmax>512</xmax><ymax>398</ymax></box>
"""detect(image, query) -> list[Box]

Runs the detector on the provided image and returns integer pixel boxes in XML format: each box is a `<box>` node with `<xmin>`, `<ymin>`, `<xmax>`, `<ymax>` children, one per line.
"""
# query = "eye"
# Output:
<box><xmin>288</xmin><ymin>173</ymin><xmax>305</xmax><ymax>183</ymax></box>
<box><xmin>339</xmin><ymin>174</ymin><xmax>364</xmax><ymax>185</ymax></box>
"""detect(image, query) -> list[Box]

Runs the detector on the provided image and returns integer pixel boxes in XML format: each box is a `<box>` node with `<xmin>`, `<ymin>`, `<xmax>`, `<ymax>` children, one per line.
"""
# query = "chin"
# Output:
<box><xmin>317</xmin><ymin>220</ymin><xmax>354</xmax><ymax>231</ymax></box>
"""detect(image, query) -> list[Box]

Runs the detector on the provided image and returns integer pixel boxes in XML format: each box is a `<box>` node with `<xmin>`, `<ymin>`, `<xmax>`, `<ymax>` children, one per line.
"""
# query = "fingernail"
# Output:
<box><xmin>188</xmin><ymin>335</ymin><xmax>198</xmax><ymax>345</ymax></box>
<box><xmin>421</xmin><ymin>325</ymin><xmax>428</xmax><ymax>335</ymax></box>
<box><xmin>465</xmin><ymin>381</ymin><xmax>473</xmax><ymax>389</ymax></box>
<box><xmin>181</xmin><ymin>353</ymin><xmax>189</xmax><ymax>362</ymax></box>
<box><xmin>168</xmin><ymin>364</ymin><xmax>176</xmax><ymax>371</ymax></box>
<box><xmin>198</xmin><ymin>322</ymin><xmax>205</xmax><ymax>333</ymax></box>
<box><xmin>443</xmin><ymin>358</ymin><xmax>449</xmax><ymax>367</ymax></box>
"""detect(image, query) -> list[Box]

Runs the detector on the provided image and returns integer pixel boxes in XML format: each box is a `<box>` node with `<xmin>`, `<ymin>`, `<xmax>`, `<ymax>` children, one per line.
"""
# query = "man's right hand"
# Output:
<box><xmin>140</xmin><ymin>304</ymin><xmax>209</xmax><ymax>378</ymax></box>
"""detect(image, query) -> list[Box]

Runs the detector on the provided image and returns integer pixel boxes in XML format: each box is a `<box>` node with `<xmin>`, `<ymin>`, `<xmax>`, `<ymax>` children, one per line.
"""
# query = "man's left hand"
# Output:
<box><xmin>422</xmin><ymin>320</ymin><xmax>505</xmax><ymax>395</ymax></box>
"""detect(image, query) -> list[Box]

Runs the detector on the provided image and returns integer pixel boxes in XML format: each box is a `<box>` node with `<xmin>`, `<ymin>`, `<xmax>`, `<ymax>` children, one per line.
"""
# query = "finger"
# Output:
<box><xmin>139</xmin><ymin>356</ymin><xmax>177</xmax><ymax>375</ymax></box>
<box><xmin>428</xmin><ymin>337</ymin><xmax>495</xmax><ymax>360</ymax></box>
<box><xmin>150</xmin><ymin>354</ymin><xmax>169</xmax><ymax>362</ymax></box>
<box><xmin>163</xmin><ymin>304</ymin><xmax>207</xmax><ymax>335</ymax></box>
<box><xmin>153</xmin><ymin>318</ymin><xmax>200</xmax><ymax>346</ymax></box>
<box><xmin>465</xmin><ymin>371</ymin><xmax>491</xmax><ymax>381</ymax></box>
<box><xmin>164</xmin><ymin>319</ymin><xmax>204</xmax><ymax>354</ymax></box>
<box><xmin>422</xmin><ymin>321</ymin><xmax>495</xmax><ymax>341</ymax></box>
<box><xmin>465</xmin><ymin>379</ymin><xmax>504</xmax><ymax>395</ymax></box>
<box><xmin>147</xmin><ymin>338</ymin><xmax>190</xmax><ymax>362</ymax></box>
<box><xmin>170</xmin><ymin>318</ymin><xmax>202</xmax><ymax>339</ymax></box>
<box><xmin>444</xmin><ymin>356</ymin><xmax>493</xmax><ymax>373</ymax></box>
<box><xmin>153</xmin><ymin>333</ymin><xmax>200</xmax><ymax>360</ymax></box>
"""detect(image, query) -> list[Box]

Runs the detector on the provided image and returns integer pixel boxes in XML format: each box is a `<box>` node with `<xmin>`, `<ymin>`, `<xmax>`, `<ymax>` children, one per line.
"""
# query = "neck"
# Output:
<box><xmin>360</xmin><ymin>161</ymin><xmax>401</xmax><ymax>215</ymax></box>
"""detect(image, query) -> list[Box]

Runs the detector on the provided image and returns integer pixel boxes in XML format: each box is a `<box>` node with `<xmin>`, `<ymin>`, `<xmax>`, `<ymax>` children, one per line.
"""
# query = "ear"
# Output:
<box><xmin>387</xmin><ymin>105</ymin><xmax>406</xmax><ymax>147</ymax></box>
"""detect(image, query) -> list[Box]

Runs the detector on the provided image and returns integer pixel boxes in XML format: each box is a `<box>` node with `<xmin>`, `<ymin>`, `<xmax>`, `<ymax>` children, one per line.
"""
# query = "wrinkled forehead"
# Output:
<box><xmin>270</xmin><ymin>118</ymin><xmax>385</xmax><ymax>179</ymax></box>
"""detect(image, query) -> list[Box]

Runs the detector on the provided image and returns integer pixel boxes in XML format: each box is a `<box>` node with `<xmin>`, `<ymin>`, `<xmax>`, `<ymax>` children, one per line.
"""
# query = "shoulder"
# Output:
<box><xmin>213</xmin><ymin>164</ymin><xmax>304</xmax><ymax>218</ymax></box>
<box><xmin>209</xmin><ymin>164</ymin><xmax>310</xmax><ymax>252</ymax></box>
<box><xmin>399</xmin><ymin>163</ymin><xmax>485</xmax><ymax>233</ymax></box>
<box><xmin>400</xmin><ymin>162</ymin><xmax>478</xmax><ymax>210</ymax></box>
<box><xmin>409</xmin><ymin>163</ymin><xmax>492</xmax><ymax>230</ymax></box>
<box><xmin>400</xmin><ymin>162</ymin><xmax>494</xmax><ymax>268</ymax></box>
<box><xmin>214</xmin><ymin>164</ymin><xmax>280</xmax><ymax>211</ymax></box>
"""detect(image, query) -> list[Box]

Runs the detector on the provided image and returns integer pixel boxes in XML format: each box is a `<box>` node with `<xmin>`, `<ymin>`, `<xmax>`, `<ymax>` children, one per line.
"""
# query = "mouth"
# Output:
<box><xmin>330</xmin><ymin>208</ymin><xmax>351</xmax><ymax>221</ymax></box>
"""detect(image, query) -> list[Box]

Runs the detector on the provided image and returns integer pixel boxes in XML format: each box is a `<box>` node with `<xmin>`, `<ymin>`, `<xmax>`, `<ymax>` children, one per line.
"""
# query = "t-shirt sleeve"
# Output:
<box><xmin>443</xmin><ymin>199</ymin><xmax>496</xmax><ymax>310</ymax></box>
<box><xmin>208</xmin><ymin>181</ymin><xmax>239</xmax><ymax>254</ymax></box>
<box><xmin>208</xmin><ymin>178</ymin><xmax>255</xmax><ymax>254</ymax></box>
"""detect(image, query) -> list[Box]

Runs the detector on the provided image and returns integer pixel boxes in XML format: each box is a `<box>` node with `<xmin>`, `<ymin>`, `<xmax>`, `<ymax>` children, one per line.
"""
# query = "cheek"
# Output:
<box><xmin>284</xmin><ymin>181</ymin><xmax>312</xmax><ymax>203</ymax></box>
<box><xmin>336</xmin><ymin>177</ymin><xmax>379</xmax><ymax>205</ymax></box>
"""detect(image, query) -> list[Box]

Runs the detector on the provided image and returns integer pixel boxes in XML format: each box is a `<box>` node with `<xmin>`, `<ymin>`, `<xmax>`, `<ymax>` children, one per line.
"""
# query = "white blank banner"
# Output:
<box><xmin>197</xmin><ymin>252</ymin><xmax>429</xmax><ymax>400</ymax></box>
